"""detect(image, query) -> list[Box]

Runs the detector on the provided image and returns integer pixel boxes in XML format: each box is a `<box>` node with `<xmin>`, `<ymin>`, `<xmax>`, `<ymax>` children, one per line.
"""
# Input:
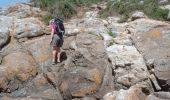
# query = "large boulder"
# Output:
<box><xmin>59</xmin><ymin>33</ymin><xmax>114</xmax><ymax>99</ymax></box>
<box><xmin>23</xmin><ymin>35</ymin><xmax>52</xmax><ymax>68</ymax></box>
<box><xmin>14</xmin><ymin>17</ymin><xmax>45</xmax><ymax>39</ymax></box>
<box><xmin>0</xmin><ymin>51</ymin><xmax>37</xmax><ymax>92</ymax></box>
<box><xmin>2</xmin><ymin>52</ymin><xmax>37</xmax><ymax>81</ymax></box>
<box><xmin>131</xmin><ymin>19</ymin><xmax>170</xmax><ymax>90</ymax></box>
<box><xmin>6</xmin><ymin>4</ymin><xmax>41</xmax><ymax>18</ymax></box>
<box><xmin>0</xmin><ymin>16</ymin><xmax>13</xmax><ymax>49</ymax></box>
<box><xmin>106</xmin><ymin>44</ymin><xmax>150</xmax><ymax>88</ymax></box>
<box><xmin>0</xmin><ymin>74</ymin><xmax>63</xmax><ymax>100</ymax></box>
<box><xmin>103</xmin><ymin>85</ymin><xmax>147</xmax><ymax>100</ymax></box>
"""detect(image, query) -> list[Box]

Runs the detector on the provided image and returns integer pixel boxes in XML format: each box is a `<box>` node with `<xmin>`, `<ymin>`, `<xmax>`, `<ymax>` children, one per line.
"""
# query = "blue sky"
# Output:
<box><xmin>0</xmin><ymin>0</ymin><xmax>30</xmax><ymax>8</ymax></box>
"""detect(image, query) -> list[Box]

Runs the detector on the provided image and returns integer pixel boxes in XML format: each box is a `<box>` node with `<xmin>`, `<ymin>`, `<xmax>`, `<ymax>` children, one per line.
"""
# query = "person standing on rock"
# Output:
<box><xmin>49</xmin><ymin>18</ymin><xmax>65</xmax><ymax>64</ymax></box>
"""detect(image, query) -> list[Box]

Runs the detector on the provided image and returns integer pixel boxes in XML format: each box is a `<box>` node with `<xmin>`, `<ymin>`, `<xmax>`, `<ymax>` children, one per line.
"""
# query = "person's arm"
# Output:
<box><xmin>50</xmin><ymin>28</ymin><xmax>54</xmax><ymax>43</ymax></box>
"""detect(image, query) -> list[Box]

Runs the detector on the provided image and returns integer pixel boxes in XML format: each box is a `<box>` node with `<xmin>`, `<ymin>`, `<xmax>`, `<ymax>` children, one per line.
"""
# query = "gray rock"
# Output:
<box><xmin>167</xmin><ymin>11</ymin><xmax>170</xmax><ymax>20</ymax></box>
<box><xmin>147</xmin><ymin>92</ymin><xmax>170</xmax><ymax>100</ymax></box>
<box><xmin>164</xmin><ymin>5</ymin><xmax>170</xmax><ymax>10</ymax></box>
<box><xmin>131</xmin><ymin>11</ymin><xmax>146</xmax><ymax>21</ymax></box>
<box><xmin>149</xmin><ymin>74</ymin><xmax>161</xmax><ymax>91</ymax></box>
<box><xmin>0</xmin><ymin>28</ymin><xmax>9</xmax><ymax>49</ymax></box>
<box><xmin>0</xmin><ymin>16</ymin><xmax>13</xmax><ymax>49</ymax></box>
<box><xmin>106</xmin><ymin>44</ymin><xmax>150</xmax><ymax>88</ymax></box>
<box><xmin>6</xmin><ymin>4</ymin><xmax>41</xmax><ymax>18</ymax></box>
<box><xmin>15</xmin><ymin>17</ymin><xmax>45</xmax><ymax>39</ymax></box>
<box><xmin>131</xmin><ymin>19</ymin><xmax>170</xmax><ymax>90</ymax></box>
<box><xmin>103</xmin><ymin>85</ymin><xmax>147</xmax><ymax>100</ymax></box>
<box><xmin>23</xmin><ymin>35</ymin><xmax>52</xmax><ymax>68</ymax></box>
<box><xmin>159</xmin><ymin>0</ymin><xmax>169</xmax><ymax>5</ymax></box>
<box><xmin>59</xmin><ymin>33</ymin><xmax>114</xmax><ymax>98</ymax></box>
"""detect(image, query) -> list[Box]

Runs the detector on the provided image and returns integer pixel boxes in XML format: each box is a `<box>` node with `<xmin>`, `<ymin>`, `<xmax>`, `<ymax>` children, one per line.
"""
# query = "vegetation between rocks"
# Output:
<box><xmin>99</xmin><ymin>0</ymin><xmax>169</xmax><ymax>22</ymax></box>
<box><xmin>31</xmin><ymin>0</ymin><xmax>105</xmax><ymax>24</ymax></box>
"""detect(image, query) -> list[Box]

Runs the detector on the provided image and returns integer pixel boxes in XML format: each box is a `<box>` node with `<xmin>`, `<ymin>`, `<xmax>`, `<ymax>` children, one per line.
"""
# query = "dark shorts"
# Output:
<box><xmin>52</xmin><ymin>34</ymin><xmax>63</xmax><ymax>47</ymax></box>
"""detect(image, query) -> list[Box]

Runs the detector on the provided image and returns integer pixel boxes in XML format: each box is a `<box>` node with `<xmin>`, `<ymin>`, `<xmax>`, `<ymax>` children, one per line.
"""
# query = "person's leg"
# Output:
<box><xmin>57</xmin><ymin>47</ymin><xmax>61</xmax><ymax>62</ymax></box>
<box><xmin>52</xmin><ymin>46</ymin><xmax>57</xmax><ymax>63</ymax></box>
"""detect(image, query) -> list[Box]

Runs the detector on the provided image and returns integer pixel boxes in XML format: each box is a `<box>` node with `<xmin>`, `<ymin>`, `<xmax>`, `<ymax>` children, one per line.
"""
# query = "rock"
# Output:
<box><xmin>149</xmin><ymin>74</ymin><xmax>161</xmax><ymax>91</ymax></box>
<box><xmin>59</xmin><ymin>68</ymin><xmax>101</xmax><ymax>98</ymax></box>
<box><xmin>69</xmin><ymin>40</ymin><xmax>77</xmax><ymax>50</ymax></box>
<box><xmin>129</xmin><ymin>18</ymin><xmax>168</xmax><ymax>34</ymax></box>
<box><xmin>154</xmin><ymin>92</ymin><xmax>170</xmax><ymax>99</ymax></box>
<box><xmin>0</xmin><ymin>16</ymin><xmax>13</xmax><ymax>49</ymax></box>
<box><xmin>14</xmin><ymin>17</ymin><xmax>45</xmax><ymax>39</ymax></box>
<box><xmin>164</xmin><ymin>5</ymin><xmax>170</xmax><ymax>10</ymax></box>
<box><xmin>159</xmin><ymin>0</ymin><xmax>169</xmax><ymax>5</ymax></box>
<box><xmin>62</xmin><ymin>36</ymin><xmax>76</xmax><ymax>50</ymax></box>
<box><xmin>2</xmin><ymin>52</ymin><xmax>37</xmax><ymax>81</ymax></box>
<box><xmin>0</xmin><ymin>66</ymin><xmax>11</xmax><ymax>91</ymax></box>
<box><xmin>106</xmin><ymin>44</ymin><xmax>150</xmax><ymax>88</ymax></box>
<box><xmin>167</xmin><ymin>11</ymin><xmax>170</xmax><ymax>20</ymax></box>
<box><xmin>2</xmin><ymin>73</ymin><xmax>63</xmax><ymax>100</ymax></box>
<box><xmin>146</xmin><ymin>92</ymin><xmax>170</xmax><ymax>100</ymax></box>
<box><xmin>0</xmin><ymin>96</ymin><xmax>45</xmax><ymax>100</ymax></box>
<box><xmin>0</xmin><ymin>51</ymin><xmax>37</xmax><ymax>92</ymax></box>
<box><xmin>0</xmin><ymin>55</ymin><xmax>2</xmax><ymax>64</ymax></box>
<box><xmin>131</xmin><ymin>11</ymin><xmax>146</xmax><ymax>21</ymax></box>
<box><xmin>131</xmin><ymin>20</ymin><xmax>170</xmax><ymax>90</ymax></box>
<box><xmin>84</xmin><ymin>11</ymin><xmax>99</xmax><ymax>18</ymax></box>
<box><xmin>59</xmin><ymin>33</ymin><xmax>114</xmax><ymax>98</ymax></box>
<box><xmin>81</xmin><ymin>97</ymin><xmax>96</xmax><ymax>100</ymax></box>
<box><xmin>6</xmin><ymin>4</ymin><xmax>41</xmax><ymax>18</ymax></box>
<box><xmin>0</xmin><ymin>28</ymin><xmax>9</xmax><ymax>49</ymax></box>
<box><xmin>66</xmin><ymin>28</ymin><xmax>81</xmax><ymax>36</ymax></box>
<box><xmin>23</xmin><ymin>35</ymin><xmax>52</xmax><ymax>68</ymax></box>
<box><xmin>83</xmin><ymin>18</ymin><xmax>109</xmax><ymax>36</ymax></box>
<box><xmin>146</xmin><ymin>59</ymin><xmax>155</xmax><ymax>70</ymax></box>
<box><xmin>113</xmin><ymin>31</ymin><xmax>132</xmax><ymax>45</ymax></box>
<box><xmin>103</xmin><ymin>85</ymin><xmax>147</xmax><ymax>100</ymax></box>
<box><xmin>64</xmin><ymin>19</ymin><xmax>83</xmax><ymax>36</ymax></box>
<box><xmin>72</xmin><ymin>97</ymin><xmax>96</xmax><ymax>100</ymax></box>
<box><xmin>162</xmin><ymin>5</ymin><xmax>170</xmax><ymax>20</ymax></box>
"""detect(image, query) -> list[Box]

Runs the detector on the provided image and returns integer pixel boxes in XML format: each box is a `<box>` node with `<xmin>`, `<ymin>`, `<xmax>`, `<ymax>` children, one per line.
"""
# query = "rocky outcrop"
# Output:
<box><xmin>5</xmin><ymin>4</ymin><xmax>41</xmax><ymax>18</ymax></box>
<box><xmin>106</xmin><ymin>44</ymin><xmax>150</xmax><ymax>89</ymax></box>
<box><xmin>23</xmin><ymin>35</ymin><xmax>52</xmax><ymax>67</ymax></box>
<box><xmin>0</xmin><ymin>16</ymin><xmax>13</xmax><ymax>49</ymax></box>
<box><xmin>103</xmin><ymin>84</ymin><xmax>148</xmax><ymax>100</ymax></box>
<box><xmin>14</xmin><ymin>17</ymin><xmax>45</xmax><ymax>39</ymax></box>
<box><xmin>1</xmin><ymin>2</ymin><xmax>170</xmax><ymax>100</ymax></box>
<box><xmin>47</xmin><ymin>33</ymin><xmax>114</xmax><ymax>99</ymax></box>
<box><xmin>146</xmin><ymin>92</ymin><xmax>170</xmax><ymax>100</ymax></box>
<box><xmin>130</xmin><ymin>19</ymin><xmax>170</xmax><ymax>91</ymax></box>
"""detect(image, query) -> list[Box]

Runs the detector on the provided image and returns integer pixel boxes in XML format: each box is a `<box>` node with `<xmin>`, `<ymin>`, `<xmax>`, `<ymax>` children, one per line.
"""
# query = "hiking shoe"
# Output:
<box><xmin>57</xmin><ymin>59</ymin><xmax>61</xmax><ymax>63</ymax></box>
<box><xmin>52</xmin><ymin>62</ymin><xmax>56</xmax><ymax>65</ymax></box>
<box><xmin>52</xmin><ymin>60</ymin><xmax>56</xmax><ymax>65</ymax></box>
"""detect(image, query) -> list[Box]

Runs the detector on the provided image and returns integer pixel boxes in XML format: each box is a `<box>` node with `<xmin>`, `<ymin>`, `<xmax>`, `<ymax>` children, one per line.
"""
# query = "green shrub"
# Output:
<box><xmin>99</xmin><ymin>0</ymin><xmax>169</xmax><ymax>21</ymax></box>
<box><xmin>31</xmin><ymin>0</ymin><xmax>105</xmax><ymax>23</ymax></box>
<box><xmin>143</xmin><ymin>0</ymin><xmax>169</xmax><ymax>20</ymax></box>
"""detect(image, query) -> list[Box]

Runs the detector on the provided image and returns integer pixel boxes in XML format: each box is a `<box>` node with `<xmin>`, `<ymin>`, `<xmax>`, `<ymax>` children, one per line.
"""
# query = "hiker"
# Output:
<box><xmin>49</xmin><ymin>18</ymin><xmax>65</xmax><ymax>64</ymax></box>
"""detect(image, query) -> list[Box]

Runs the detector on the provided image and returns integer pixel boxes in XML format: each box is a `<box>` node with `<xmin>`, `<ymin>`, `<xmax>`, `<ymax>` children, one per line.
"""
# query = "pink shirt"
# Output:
<box><xmin>50</xmin><ymin>23</ymin><xmax>57</xmax><ymax>33</ymax></box>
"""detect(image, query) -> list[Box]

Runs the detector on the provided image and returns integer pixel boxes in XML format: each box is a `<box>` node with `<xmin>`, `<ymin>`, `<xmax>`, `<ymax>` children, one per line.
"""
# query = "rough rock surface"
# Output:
<box><xmin>0</xmin><ymin>16</ymin><xmax>13</xmax><ymax>49</ymax></box>
<box><xmin>131</xmin><ymin>19</ymin><xmax>170</xmax><ymax>91</ymax></box>
<box><xmin>6</xmin><ymin>4</ymin><xmax>41</xmax><ymax>18</ymax></box>
<box><xmin>103</xmin><ymin>84</ymin><xmax>147</xmax><ymax>100</ymax></box>
<box><xmin>1</xmin><ymin>2</ymin><xmax>170</xmax><ymax>100</ymax></box>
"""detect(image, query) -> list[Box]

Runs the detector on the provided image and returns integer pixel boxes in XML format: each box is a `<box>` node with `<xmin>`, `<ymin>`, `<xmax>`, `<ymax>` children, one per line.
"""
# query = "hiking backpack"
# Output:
<box><xmin>54</xmin><ymin>18</ymin><xmax>65</xmax><ymax>35</ymax></box>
